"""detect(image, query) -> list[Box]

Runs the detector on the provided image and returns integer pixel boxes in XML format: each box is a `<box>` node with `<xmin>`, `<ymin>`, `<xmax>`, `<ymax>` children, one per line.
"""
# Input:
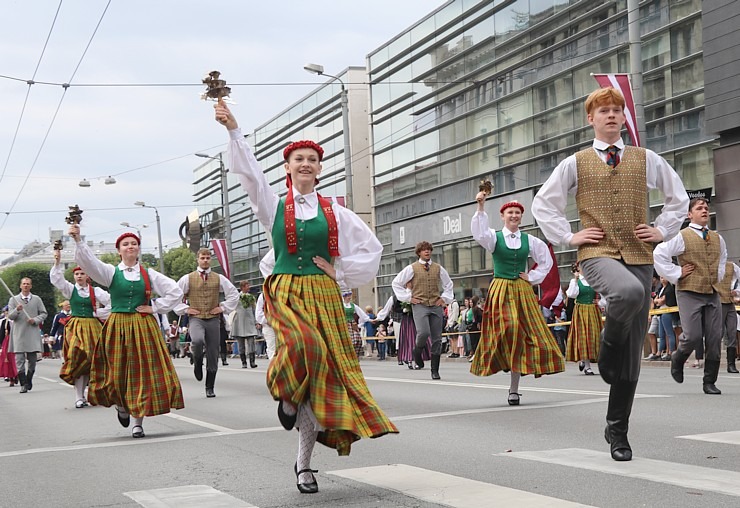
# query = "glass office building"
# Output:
<box><xmin>368</xmin><ymin>0</ymin><xmax>713</xmax><ymax>304</ymax></box>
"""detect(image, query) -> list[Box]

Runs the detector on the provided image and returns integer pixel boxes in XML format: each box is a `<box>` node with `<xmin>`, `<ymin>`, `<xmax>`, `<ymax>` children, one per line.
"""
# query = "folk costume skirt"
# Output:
<box><xmin>59</xmin><ymin>316</ymin><xmax>103</xmax><ymax>384</ymax></box>
<box><xmin>565</xmin><ymin>302</ymin><xmax>603</xmax><ymax>362</ymax></box>
<box><xmin>471</xmin><ymin>277</ymin><xmax>565</xmax><ymax>377</ymax></box>
<box><xmin>348</xmin><ymin>323</ymin><xmax>363</xmax><ymax>356</ymax></box>
<box><xmin>88</xmin><ymin>312</ymin><xmax>184</xmax><ymax>418</ymax></box>
<box><xmin>396</xmin><ymin>314</ymin><xmax>431</xmax><ymax>363</ymax></box>
<box><xmin>264</xmin><ymin>273</ymin><xmax>398</xmax><ymax>456</ymax></box>
<box><xmin>0</xmin><ymin>337</ymin><xmax>17</xmax><ymax>378</ymax></box>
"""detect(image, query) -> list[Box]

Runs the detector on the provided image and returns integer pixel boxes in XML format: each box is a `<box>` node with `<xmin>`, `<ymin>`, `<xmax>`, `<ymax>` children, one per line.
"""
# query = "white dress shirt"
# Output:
<box><xmin>531</xmin><ymin>138</ymin><xmax>689</xmax><ymax>246</ymax></box>
<box><xmin>375</xmin><ymin>296</ymin><xmax>395</xmax><ymax>322</ymax></box>
<box><xmin>471</xmin><ymin>211</ymin><xmax>552</xmax><ymax>285</ymax></box>
<box><xmin>228</xmin><ymin>128</ymin><xmax>381</xmax><ymax>289</ymax></box>
<box><xmin>74</xmin><ymin>240</ymin><xmax>183</xmax><ymax>314</ymax></box>
<box><xmin>653</xmin><ymin>224</ymin><xmax>728</xmax><ymax>285</ymax></box>
<box><xmin>173</xmin><ymin>268</ymin><xmax>239</xmax><ymax>316</ymax></box>
<box><xmin>391</xmin><ymin>259</ymin><xmax>454</xmax><ymax>304</ymax></box>
<box><xmin>49</xmin><ymin>264</ymin><xmax>112</xmax><ymax>320</ymax></box>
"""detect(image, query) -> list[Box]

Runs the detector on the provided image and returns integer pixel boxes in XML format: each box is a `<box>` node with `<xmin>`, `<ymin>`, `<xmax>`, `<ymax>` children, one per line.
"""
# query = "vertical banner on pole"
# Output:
<box><xmin>210</xmin><ymin>239</ymin><xmax>230</xmax><ymax>280</ymax></box>
<box><xmin>592</xmin><ymin>73</ymin><xmax>641</xmax><ymax>147</ymax></box>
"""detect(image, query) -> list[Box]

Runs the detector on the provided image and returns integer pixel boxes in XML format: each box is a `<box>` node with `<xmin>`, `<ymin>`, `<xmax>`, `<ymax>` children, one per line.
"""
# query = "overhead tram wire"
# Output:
<box><xmin>0</xmin><ymin>0</ymin><xmax>112</xmax><ymax>233</ymax></box>
<box><xmin>0</xmin><ymin>0</ymin><xmax>64</xmax><ymax>185</ymax></box>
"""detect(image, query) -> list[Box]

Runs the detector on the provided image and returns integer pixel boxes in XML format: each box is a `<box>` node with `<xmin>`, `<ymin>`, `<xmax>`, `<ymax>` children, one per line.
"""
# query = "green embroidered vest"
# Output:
<box><xmin>575</xmin><ymin>278</ymin><xmax>596</xmax><ymax>304</ymax></box>
<box><xmin>492</xmin><ymin>231</ymin><xmax>530</xmax><ymax>280</ymax></box>
<box><xmin>70</xmin><ymin>286</ymin><xmax>95</xmax><ymax>318</ymax></box>
<box><xmin>272</xmin><ymin>199</ymin><xmax>331</xmax><ymax>276</ymax></box>
<box><xmin>109</xmin><ymin>268</ymin><xmax>147</xmax><ymax>313</ymax></box>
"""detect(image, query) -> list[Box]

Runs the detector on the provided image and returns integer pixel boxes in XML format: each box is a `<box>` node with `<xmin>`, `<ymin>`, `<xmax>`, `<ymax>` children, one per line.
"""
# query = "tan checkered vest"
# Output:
<box><xmin>411</xmin><ymin>262</ymin><xmax>442</xmax><ymax>307</ymax></box>
<box><xmin>575</xmin><ymin>146</ymin><xmax>653</xmax><ymax>265</ymax></box>
<box><xmin>187</xmin><ymin>271</ymin><xmax>220</xmax><ymax>319</ymax></box>
<box><xmin>677</xmin><ymin>229</ymin><xmax>721</xmax><ymax>295</ymax></box>
<box><xmin>717</xmin><ymin>262</ymin><xmax>735</xmax><ymax>304</ymax></box>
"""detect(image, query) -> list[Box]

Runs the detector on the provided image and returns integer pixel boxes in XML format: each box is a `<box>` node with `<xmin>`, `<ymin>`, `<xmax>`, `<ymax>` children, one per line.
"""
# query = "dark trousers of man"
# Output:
<box><xmin>721</xmin><ymin>303</ymin><xmax>738</xmax><ymax>373</ymax></box>
<box><xmin>673</xmin><ymin>291</ymin><xmax>723</xmax><ymax>386</ymax></box>
<box><xmin>15</xmin><ymin>352</ymin><xmax>38</xmax><ymax>392</ymax></box>
<box><xmin>189</xmin><ymin>316</ymin><xmax>221</xmax><ymax>395</ymax></box>
<box><xmin>580</xmin><ymin>258</ymin><xmax>652</xmax><ymax>461</ymax></box>
<box><xmin>412</xmin><ymin>304</ymin><xmax>444</xmax><ymax>378</ymax></box>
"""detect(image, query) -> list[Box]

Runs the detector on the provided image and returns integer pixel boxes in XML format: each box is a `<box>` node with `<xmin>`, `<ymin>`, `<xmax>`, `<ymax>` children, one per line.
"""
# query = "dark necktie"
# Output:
<box><xmin>200</xmin><ymin>271</ymin><xmax>208</xmax><ymax>281</ymax></box>
<box><xmin>423</xmin><ymin>261</ymin><xmax>430</xmax><ymax>272</ymax></box>
<box><xmin>605</xmin><ymin>145</ymin><xmax>620</xmax><ymax>168</ymax></box>
<box><xmin>701</xmin><ymin>227</ymin><xmax>708</xmax><ymax>241</ymax></box>
<box><xmin>23</xmin><ymin>296</ymin><xmax>29</xmax><ymax>304</ymax></box>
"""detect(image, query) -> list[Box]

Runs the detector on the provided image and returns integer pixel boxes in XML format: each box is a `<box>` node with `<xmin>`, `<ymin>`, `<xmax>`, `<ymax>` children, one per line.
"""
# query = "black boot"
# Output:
<box><xmin>249</xmin><ymin>352</ymin><xmax>258</xmax><ymax>368</ymax></box>
<box><xmin>221</xmin><ymin>352</ymin><xmax>229</xmax><ymax>366</ymax></box>
<box><xmin>26</xmin><ymin>371</ymin><xmax>34</xmax><ymax>391</ymax></box>
<box><xmin>412</xmin><ymin>347</ymin><xmax>424</xmax><ymax>369</ymax></box>
<box><xmin>205</xmin><ymin>371</ymin><xmax>216</xmax><ymax>398</ymax></box>
<box><xmin>597</xmin><ymin>320</ymin><xmax>629</xmax><ymax>385</ymax></box>
<box><xmin>240</xmin><ymin>353</ymin><xmax>248</xmax><ymax>368</ymax></box>
<box><xmin>430</xmin><ymin>354</ymin><xmax>441</xmax><ymax>380</ymax></box>
<box><xmin>670</xmin><ymin>349</ymin><xmax>689</xmax><ymax>384</ymax></box>
<box><xmin>702</xmin><ymin>359</ymin><xmax>722</xmax><ymax>394</ymax></box>
<box><xmin>193</xmin><ymin>354</ymin><xmax>203</xmax><ymax>381</ymax></box>
<box><xmin>604</xmin><ymin>381</ymin><xmax>638</xmax><ymax>461</ymax></box>
<box><xmin>727</xmin><ymin>347</ymin><xmax>738</xmax><ymax>374</ymax></box>
<box><xmin>18</xmin><ymin>372</ymin><xmax>27</xmax><ymax>393</ymax></box>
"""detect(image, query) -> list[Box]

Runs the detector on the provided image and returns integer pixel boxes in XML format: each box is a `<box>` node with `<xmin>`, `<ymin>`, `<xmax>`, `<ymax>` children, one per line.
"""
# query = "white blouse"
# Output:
<box><xmin>49</xmin><ymin>264</ymin><xmax>112</xmax><ymax>319</ymax></box>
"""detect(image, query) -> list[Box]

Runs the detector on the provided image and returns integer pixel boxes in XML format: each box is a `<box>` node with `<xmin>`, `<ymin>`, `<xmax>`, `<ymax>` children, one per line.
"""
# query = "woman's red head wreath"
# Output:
<box><xmin>499</xmin><ymin>201</ymin><xmax>525</xmax><ymax>214</ymax></box>
<box><xmin>283</xmin><ymin>140</ymin><xmax>324</xmax><ymax>162</ymax></box>
<box><xmin>115</xmin><ymin>232</ymin><xmax>141</xmax><ymax>250</ymax></box>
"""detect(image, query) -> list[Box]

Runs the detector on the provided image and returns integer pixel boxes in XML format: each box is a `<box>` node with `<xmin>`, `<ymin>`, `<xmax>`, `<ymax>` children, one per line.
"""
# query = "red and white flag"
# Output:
<box><xmin>592</xmin><ymin>73</ymin><xmax>641</xmax><ymax>147</ymax></box>
<box><xmin>210</xmin><ymin>239</ymin><xmax>230</xmax><ymax>280</ymax></box>
<box><xmin>531</xmin><ymin>242</ymin><xmax>561</xmax><ymax>310</ymax></box>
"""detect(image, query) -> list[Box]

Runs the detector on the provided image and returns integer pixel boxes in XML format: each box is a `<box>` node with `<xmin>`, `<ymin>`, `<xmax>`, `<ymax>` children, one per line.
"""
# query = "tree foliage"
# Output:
<box><xmin>140</xmin><ymin>253</ymin><xmax>158</xmax><ymax>269</ymax></box>
<box><xmin>163</xmin><ymin>246</ymin><xmax>196</xmax><ymax>282</ymax></box>
<box><xmin>0</xmin><ymin>263</ymin><xmax>58</xmax><ymax>332</ymax></box>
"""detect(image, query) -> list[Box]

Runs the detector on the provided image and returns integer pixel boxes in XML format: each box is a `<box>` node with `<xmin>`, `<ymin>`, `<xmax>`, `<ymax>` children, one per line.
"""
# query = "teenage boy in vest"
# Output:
<box><xmin>532</xmin><ymin>87</ymin><xmax>688</xmax><ymax>461</ymax></box>
<box><xmin>175</xmin><ymin>248</ymin><xmax>239</xmax><ymax>397</ymax></box>
<box><xmin>654</xmin><ymin>198</ymin><xmax>729</xmax><ymax>392</ymax></box>
<box><xmin>391</xmin><ymin>241</ymin><xmax>454</xmax><ymax>380</ymax></box>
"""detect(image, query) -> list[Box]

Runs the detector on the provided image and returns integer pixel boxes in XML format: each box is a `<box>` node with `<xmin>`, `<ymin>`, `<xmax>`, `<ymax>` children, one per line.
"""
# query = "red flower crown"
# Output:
<box><xmin>115</xmin><ymin>232</ymin><xmax>141</xmax><ymax>249</ymax></box>
<box><xmin>500</xmin><ymin>201</ymin><xmax>525</xmax><ymax>214</ymax></box>
<box><xmin>283</xmin><ymin>140</ymin><xmax>324</xmax><ymax>162</ymax></box>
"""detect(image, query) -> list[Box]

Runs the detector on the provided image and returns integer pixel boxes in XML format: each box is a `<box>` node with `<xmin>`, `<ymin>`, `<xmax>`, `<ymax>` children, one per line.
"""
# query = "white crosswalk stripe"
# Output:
<box><xmin>328</xmin><ymin>463</ymin><xmax>595</xmax><ymax>507</ymax></box>
<box><xmin>124</xmin><ymin>485</ymin><xmax>256</xmax><ymax>507</ymax></box>
<box><xmin>677</xmin><ymin>430</ymin><xmax>740</xmax><ymax>445</ymax></box>
<box><xmin>498</xmin><ymin>448</ymin><xmax>740</xmax><ymax>498</ymax></box>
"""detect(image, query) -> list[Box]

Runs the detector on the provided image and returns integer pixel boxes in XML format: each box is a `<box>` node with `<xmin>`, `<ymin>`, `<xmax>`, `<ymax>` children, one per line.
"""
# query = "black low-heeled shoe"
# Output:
<box><xmin>131</xmin><ymin>425</ymin><xmax>145</xmax><ymax>438</ymax></box>
<box><xmin>507</xmin><ymin>391</ymin><xmax>521</xmax><ymax>406</ymax></box>
<box><xmin>277</xmin><ymin>400</ymin><xmax>296</xmax><ymax>431</ymax></box>
<box><xmin>116</xmin><ymin>407</ymin><xmax>130</xmax><ymax>428</ymax></box>
<box><xmin>294</xmin><ymin>462</ymin><xmax>319</xmax><ymax>494</ymax></box>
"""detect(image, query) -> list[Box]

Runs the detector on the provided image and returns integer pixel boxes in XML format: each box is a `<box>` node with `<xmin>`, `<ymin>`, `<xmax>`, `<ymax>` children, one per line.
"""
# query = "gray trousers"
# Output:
<box><xmin>579</xmin><ymin>258</ymin><xmax>653</xmax><ymax>382</ymax></box>
<box><xmin>15</xmin><ymin>352</ymin><xmax>37</xmax><ymax>377</ymax></box>
<box><xmin>676</xmin><ymin>291</ymin><xmax>722</xmax><ymax>362</ymax></box>
<box><xmin>412</xmin><ymin>304</ymin><xmax>444</xmax><ymax>356</ymax></box>
<box><xmin>234</xmin><ymin>336</ymin><xmax>257</xmax><ymax>355</ymax></box>
<box><xmin>188</xmin><ymin>317</ymin><xmax>221</xmax><ymax>373</ymax></box>
<box><xmin>721</xmin><ymin>302</ymin><xmax>738</xmax><ymax>349</ymax></box>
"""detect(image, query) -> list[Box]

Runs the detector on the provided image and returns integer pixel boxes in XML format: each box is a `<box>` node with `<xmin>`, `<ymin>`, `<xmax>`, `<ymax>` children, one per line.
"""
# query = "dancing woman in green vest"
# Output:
<box><xmin>470</xmin><ymin>196</ymin><xmax>565</xmax><ymax>406</ymax></box>
<box><xmin>565</xmin><ymin>262</ymin><xmax>603</xmax><ymax>375</ymax></box>
<box><xmin>50</xmin><ymin>249</ymin><xmax>111</xmax><ymax>408</ymax></box>
<box><xmin>215</xmin><ymin>102</ymin><xmax>397</xmax><ymax>494</ymax></box>
<box><xmin>69</xmin><ymin>225</ymin><xmax>184</xmax><ymax>439</ymax></box>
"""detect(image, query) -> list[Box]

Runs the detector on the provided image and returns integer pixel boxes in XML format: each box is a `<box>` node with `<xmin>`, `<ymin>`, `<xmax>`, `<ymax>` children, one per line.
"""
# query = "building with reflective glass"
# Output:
<box><xmin>368</xmin><ymin>0</ymin><xmax>714</xmax><ymax>304</ymax></box>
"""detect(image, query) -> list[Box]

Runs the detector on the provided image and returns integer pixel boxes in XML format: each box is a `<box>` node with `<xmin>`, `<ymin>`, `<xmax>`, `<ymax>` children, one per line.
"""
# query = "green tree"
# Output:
<box><xmin>140</xmin><ymin>253</ymin><xmax>158</xmax><ymax>269</ymax></box>
<box><xmin>1</xmin><ymin>263</ymin><xmax>58</xmax><ymax>332</ymax></box>
<box><xmin>163</xmin><ymin>247</ymin><xmax>196</xmax><ymax>282</ymax></box>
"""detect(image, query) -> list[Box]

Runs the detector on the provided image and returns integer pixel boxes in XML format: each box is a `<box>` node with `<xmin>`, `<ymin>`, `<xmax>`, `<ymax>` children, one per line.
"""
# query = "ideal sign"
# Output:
<box><xmin>443</xmin><ymin>213</ymin><xmax>462</xmax><ymax>235</ymax></box>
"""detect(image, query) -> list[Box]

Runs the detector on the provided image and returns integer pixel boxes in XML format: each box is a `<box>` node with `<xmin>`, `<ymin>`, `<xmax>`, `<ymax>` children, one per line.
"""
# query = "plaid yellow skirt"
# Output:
<box><xmin>88</xmin><ymin>312</ymin><xmax>184</xmax><ymax>417</ymax></box>
<box><xmin>566</xmin><ymin>302</ymin><xmax>602</xmax><ymax>362</ymax></box>
<box><xmin>59</xmin><ymin>316</ymin><xmax>103</xmax><ymax>385</ymax></box>
<box><xmin>265</xmin><ymin>273</ymin><xmax>398</xmax><ymax>456</ymax></box>
<box><xmin>471</xmin><ymin>277</ymin><xmax>565</xmax><ymax>377</ymax></box>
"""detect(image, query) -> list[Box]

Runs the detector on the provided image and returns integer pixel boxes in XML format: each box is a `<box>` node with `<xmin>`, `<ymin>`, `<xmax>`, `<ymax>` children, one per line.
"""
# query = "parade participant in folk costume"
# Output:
<box><xmin>716</xmin><ymin>260</ymin><xmax>740</xmax><ymax>373</ymax></box>
<box><xmin>214</xmin><ymin>102</ymin><xmax>397</xmax><ymax>494</ymax></box>
<box><xmin>532</xmin><ymin>87</ymin><xmax>688</xmax><ymax>461</ymax></box>
<box><xmin>49</xmin><ymin>300</ymin><xmax>71</xmax><ymax>360</ymax></box>
<box><xmin>342</xmin><ymin>289</ymin><xmax>369</xmax><ymax>357</ymax></box>
<box><xmin>69</xmin><ymin>224</ymin><xmax>184</xmax><ymax>439</ymax></box>
<box><xmin>391</xmin><ymin>241</ymin><xmax>454</xmax><ymax>380</ymax></box>
<box><xmin>565</xmin><ymin>261</ymin><xmax>603</xmax><ymax>376</ymax></box>
<box><xmin>376</xmin><ymin>288</ymin><xmax>430</xmax><ymax>369</ymax></box>
<box><xmin>175</xmin><ymin>248</ymin><xmax>238</xmax><ymax>398</ymax></box>
<box><xmin>50</xmin><ymin>249</ymin><xmax>111</xmax><ymax>408</ymax></box>
<box><xmin>0</xmin><ymin>307</ymin><xmax>19</xmax><ymax>387</ymax></box>
<box><xmin>470</xmin><ymin>196</ymin><xmax>565</xmax><ymax>405</ymax></box>
<box><xmin>654</xmin><ymin>198</ymin><xmax>728</xmax><ymax>394</ymax></box>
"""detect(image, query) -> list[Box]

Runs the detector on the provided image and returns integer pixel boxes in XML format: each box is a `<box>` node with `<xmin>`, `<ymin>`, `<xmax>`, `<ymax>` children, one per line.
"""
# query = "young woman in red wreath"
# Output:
<box><xmin>214</xmin><ymin>102</ymin><xmax>398</xmax><ymax>494</ymax></box>
<box><xmin>69</xmin><ymin>225</ymin><xmax>184</xmax><ymax>438</ymax></box>
<box><xmin>50</xmin><ymin>249</ymin><xmax>112</xmax><ymax>408</ymax></box>
<box><xmin>470</xmin><ymin>193</ymin><xmax>565</xmax><ymax>405</ymax></box>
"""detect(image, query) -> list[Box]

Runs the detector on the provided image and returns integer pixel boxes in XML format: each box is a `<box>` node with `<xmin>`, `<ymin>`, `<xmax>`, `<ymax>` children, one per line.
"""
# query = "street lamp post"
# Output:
<box><xmin>120</xmin><ymin>221</ymin><xmax>147</xmax><ymax>240</ymax></box>
<box><xmin>303</xmin><ymin>63</ymin><xmax>353</xmax><ymax>210</ymax></box>
<box><xmin>133</xmin><ymin>201</ymin><xmax>166</xmax><ymax>275</ymax></box>
<box><xmin>195</xmin><ymin>152</ymin><xmax>233</xmax><ymax>279</ymax></box>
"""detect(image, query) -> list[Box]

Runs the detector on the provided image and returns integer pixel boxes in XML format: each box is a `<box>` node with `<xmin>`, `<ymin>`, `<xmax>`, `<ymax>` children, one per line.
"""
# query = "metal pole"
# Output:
<box><xmin>154</xmin><ymin>208</ymin><xmax>165</xmax><ymax>275</ymax></box>
<box><xmin>220</xmin><ymin>153</ymin><xmax>234</xmax><ymax>280</ymax></box>
<box><xmin>340</xmin><ymin>86</ymin><xmax>353</xmax><ymax>211</ymax></box>
<box><xmin>627</xmin><ymin>0</ymin><xmax>646</xmax><ymax>145</ymax></box>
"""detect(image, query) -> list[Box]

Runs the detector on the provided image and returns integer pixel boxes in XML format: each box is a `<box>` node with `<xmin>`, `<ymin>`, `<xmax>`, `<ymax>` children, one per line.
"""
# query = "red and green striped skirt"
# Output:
<box><xmin>566</xmin><ymin>302</ymin><xmax>602</xmax><ymax>362</ymax></box>
<box><xmin>264</xmin><ymin>273</ymin><xmax>398</xmax><ymax>456</ymax></box>
<box><xmin>471</xmin><ymin>277</ymin><xmax>565</xmax><ymax>377</ymax></box>
<box><xmin>59</xmin><ymin>316</ymin><xmax>103</xmax><ymax>385</ymax></box>
<box><xmin>88</xmin><ymin>312</ymin><xmax>184</xmax><ymax>417</ymax></box>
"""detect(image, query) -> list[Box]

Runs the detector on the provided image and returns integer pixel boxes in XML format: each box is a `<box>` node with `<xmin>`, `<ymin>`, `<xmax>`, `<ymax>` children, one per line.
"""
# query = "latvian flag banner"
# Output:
<box><xmin>210</xmin><ymin>239</ymin><xmax>230</xmax><ymax>280</ymax></box>
<box><xmin>592</xmin><ymin>73</ymin><xmax>641</xmax><ymax>147</ymax></box>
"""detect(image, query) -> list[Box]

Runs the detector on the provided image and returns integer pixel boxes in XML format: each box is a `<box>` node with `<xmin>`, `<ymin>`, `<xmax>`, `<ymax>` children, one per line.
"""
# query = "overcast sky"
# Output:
<box><xmin>0</xmin><ymin>0</ymin><xmax>443</xmax><ymax>256</ymax></box>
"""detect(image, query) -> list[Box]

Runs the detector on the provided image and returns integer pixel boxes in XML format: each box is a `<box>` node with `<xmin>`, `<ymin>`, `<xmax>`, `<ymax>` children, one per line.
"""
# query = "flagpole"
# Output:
<box><xmin>0</xmin><ymin>277</ymin><xmax>33</xmax><ymax>320</ymax></box>
<box><xmin>627</xmin><ymin>0</ymin><xmax>646</xmax><ymax>146</ymax></box>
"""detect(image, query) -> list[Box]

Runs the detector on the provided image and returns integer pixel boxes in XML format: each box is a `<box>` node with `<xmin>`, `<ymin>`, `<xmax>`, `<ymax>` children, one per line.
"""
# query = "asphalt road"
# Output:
<box><xmin>2</xmin><ymin>354</ymin><xmax>740</xmax><ymax>507</ymax></box>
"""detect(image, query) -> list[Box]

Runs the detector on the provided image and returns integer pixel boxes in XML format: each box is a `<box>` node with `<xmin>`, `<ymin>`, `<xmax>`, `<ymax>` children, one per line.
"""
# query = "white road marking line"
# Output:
<box><xmin>499</xmin><ymin>448</ymin><xmax>740</xmax><ymax>498</ymax></box>
<box><xmin>677</xmin><ymin>430</ymin><xmax>740</xmax><ymax>445</ymax></box>
<box><xmin>329</xmin><ymin>464</ymin><xmax>594</xmax><ymax>507</ymax></box>
<box><xmin>124</xmin><ymin>485</ymin><xmax>255</xmax><ymax>507</ymax></box>
<box><xmin>164</xmin><ymin>413</ymin><xmax>234</xmax><ymax>432</ymax></box>
<box><xmin>37</xmin><ymin>375</ymin><xmax>68</xmax><ymax>386</ymax></box>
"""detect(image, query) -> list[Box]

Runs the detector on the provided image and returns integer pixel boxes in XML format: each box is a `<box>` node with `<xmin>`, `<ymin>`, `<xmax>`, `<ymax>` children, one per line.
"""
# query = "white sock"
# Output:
<box><xmin>509</xmin><ymin>372</ymin><xmax>521</xmax><ymax>394</ymax></box>
<box><xmin>83</xmin><ymin>375</ymin><xmax>89</xmax><ymax>400</ymax></box>
<box><xmin>282</xmin><ymin>400</ymin><xmax>297</xmax><ymax>416</ymax></box>
<box><xmin>74</xmin><ymin>377</ymin><xmax>85</xmax><ymax>401</ymax></box>
<box><xmin>296</xmin><ymin>404</ymin><xmax>318</xmax><ymax>484</ymax></box>
<box><xmin>582</xmin><ymin>360</ymin><xmax>592</xmax><ymax>370</ymax></box>
<box><xmin>132</xmin><ymin>416</ymin><xmax>144</xmax><ymax>428</ymax></box>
